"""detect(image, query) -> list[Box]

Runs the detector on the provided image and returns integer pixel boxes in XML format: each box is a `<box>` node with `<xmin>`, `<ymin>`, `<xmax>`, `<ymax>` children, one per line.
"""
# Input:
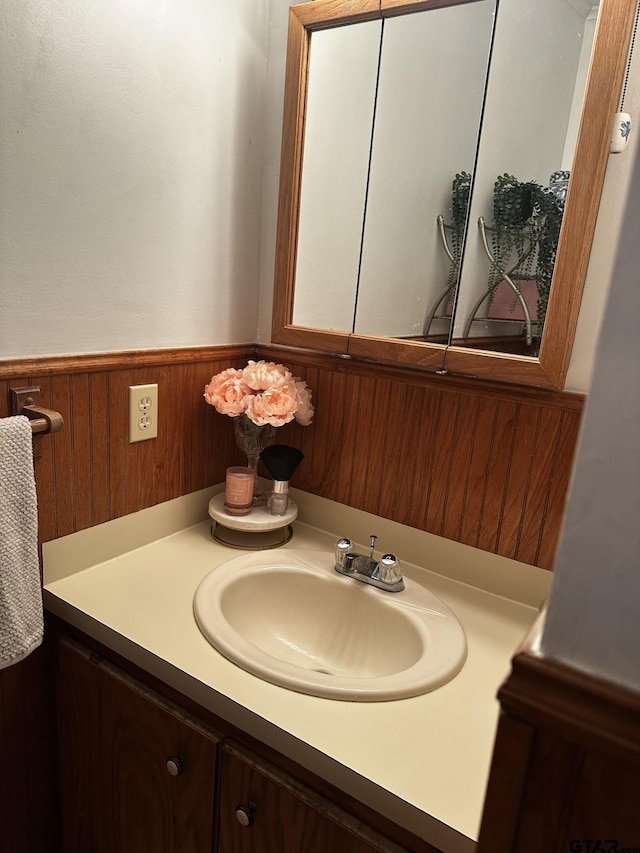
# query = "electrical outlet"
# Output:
<box><xmin>129</xmin><ymin>383</ymin><xmax>158</xmax><ymax>443</ymax></box>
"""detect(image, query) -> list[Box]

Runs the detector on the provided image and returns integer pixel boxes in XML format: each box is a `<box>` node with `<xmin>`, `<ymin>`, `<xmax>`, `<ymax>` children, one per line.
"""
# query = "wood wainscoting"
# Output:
<box><xmin>259</xmin><ymin>345</ymin><xmax>584</xmax><ymax>571</ymax></box>
<box><xmin>1</xmin><ymin>343</ymin><xmax>584</xmax><ymax>852</ymax></box>
<box><xmin>1</xmin><ymin>343</ymin><xmax>583</xmax><ymax>565</ymax></box>
<box><xmin>2</xmin><ymin>344</ymin><xmax>583</xmax><ymax>566</ymax></box>
<box><xmin>0</xmin><ymin>345</ymin><xmax>255</xmax><ymax>543</ymax></box>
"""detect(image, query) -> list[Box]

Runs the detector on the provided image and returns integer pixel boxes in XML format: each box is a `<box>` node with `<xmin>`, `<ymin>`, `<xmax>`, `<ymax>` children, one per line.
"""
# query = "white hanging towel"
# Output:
<box><xmin>0</xmin><ymin>416</ymin><xmax>44</xmax><ymax>669</ymax></box>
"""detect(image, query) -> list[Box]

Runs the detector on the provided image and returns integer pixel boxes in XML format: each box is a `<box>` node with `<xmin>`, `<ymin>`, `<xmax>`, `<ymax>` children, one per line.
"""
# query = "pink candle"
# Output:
<box><xmin>224</xmin><ymin>466</ymin><xmax>255</xmax><ymax>515</ymax></box>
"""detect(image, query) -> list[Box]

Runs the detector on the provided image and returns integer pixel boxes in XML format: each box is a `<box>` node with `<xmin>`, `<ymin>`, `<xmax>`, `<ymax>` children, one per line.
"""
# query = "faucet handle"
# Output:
<box><xmin>335</xmin><ymin>538</ymin><xmax>352</xmax><ymax>570</ymax></box>
<box><xmin>377</xmin><ymin>554</ymin><xmax>403</xmax><ymax>586</ymax></box>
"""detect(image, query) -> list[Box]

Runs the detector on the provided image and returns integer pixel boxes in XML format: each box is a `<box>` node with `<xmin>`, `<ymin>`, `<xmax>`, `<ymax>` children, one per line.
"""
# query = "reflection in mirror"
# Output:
<box><xmin>353</xmin><ymin>1</ymin><xmax>496</xmax><ymax>341</ymax></box>
<box><xmin>450</xmin><ymin>0</ymin><xmax>599</xmax><ymax>356</ymax></box>
<box><xmin>293</xmin><ymin>20</ymin><xmax>382</xmax><ymax>331</ymax></box>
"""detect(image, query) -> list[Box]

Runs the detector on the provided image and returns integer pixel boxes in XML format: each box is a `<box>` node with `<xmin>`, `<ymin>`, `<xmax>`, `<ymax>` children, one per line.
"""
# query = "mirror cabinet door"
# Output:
<box><xmin>449</xmin><ymin>0</ymin><xmax>597</xmax><ymax>357</ymax></box>
<box><xmin>293</xmin><ymin>20</ymin><xmax>382</xmax><ymax>333</ymax></box>
<box><xmin>353</xmin><ymin>1</ymin><xmax>496</xmax><ymax>343</ymax></box>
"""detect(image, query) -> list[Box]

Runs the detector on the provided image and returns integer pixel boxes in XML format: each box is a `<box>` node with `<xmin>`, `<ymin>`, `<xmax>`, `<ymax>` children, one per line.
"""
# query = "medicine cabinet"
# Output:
<box><xmin>271</xmin><ymin>0</ymin><xmax>637</xmax><ymax>389</ymax></box>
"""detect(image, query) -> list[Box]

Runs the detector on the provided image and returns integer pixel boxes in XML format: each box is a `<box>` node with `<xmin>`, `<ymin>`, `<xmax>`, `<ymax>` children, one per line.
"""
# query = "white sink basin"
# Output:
<box><xmin>193</xmin><ymin>550</ymin><xmax>466</xmax><ymax>701</ymax></box>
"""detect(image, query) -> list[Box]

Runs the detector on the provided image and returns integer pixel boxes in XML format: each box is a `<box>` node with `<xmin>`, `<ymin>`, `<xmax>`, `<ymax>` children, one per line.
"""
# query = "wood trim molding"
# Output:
<box><xmin>498</xmin><ymin>614</ymin><xmax>640</xmax><ymax>760</ymax></box>
<box><xmin>259</xmin><ymin>344</ymin><xmax>585</xmax><ymax>412</ymax></box>
<box><xmin>381</xmin><ymin>0</ymin><xmax>483</xmax><ymax>13</ymax></box>
<box><xmin>0</xmin><ymin>344</ymin><xmax>257</xmax><ymax>379</ymax></box>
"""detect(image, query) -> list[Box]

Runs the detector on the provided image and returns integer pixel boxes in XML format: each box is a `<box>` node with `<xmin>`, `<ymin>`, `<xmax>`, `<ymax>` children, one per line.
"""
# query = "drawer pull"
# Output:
<box><xmin>166</xmin><ymin>756</ymin><xmax>184</xmax><ymax>777</ymax></box>
<box><xmin>235</xmin><ymin>802</ymin><xmax>257</xmax><ymax>827</ymax></box>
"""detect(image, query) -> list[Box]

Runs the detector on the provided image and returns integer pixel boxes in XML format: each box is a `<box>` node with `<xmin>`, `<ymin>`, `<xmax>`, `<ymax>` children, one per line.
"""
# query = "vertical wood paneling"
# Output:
<box><xmin>183</xmin><ymin>361</ymin><xmax>211</xmax><ymax>495</ymax></box>
<box><xmin>89</xmin><ymin>372</ymin><xmax>111</xmax><ymax>526</ymax></box>
<box><xmin>425</xmin><ymin>392</ymin><xmax>461</xmax><ymax>537</ymax></box>
<box><xmin>497</xmin><ymin>405</ymin><xmax>542</xmax><ymax>559</ymax></box>
<box><xmin>441</xmin><ymin>393</ymin><xmax>479</xmax><ymax>543</ymax></box>
<box><xmin>380</xmin><ymin>383</ymin><xmax>419</xmax><ymax>519</ymax></box>
<box><xmin>309</xmin><ymin>367</ymin><xmax>332</xmax><ymax>496</ymax></box>
<box><xmin>477</xmin><ymin>401</ymin><xmax>519</xmax><ymax>555</ymax></box>
<box><xmin>378</xmin><ymin>380</ymin><xmax>409</xmax><ymax>522</ymax></box>
<box><xmin>458</xmin><ymin>397</ymin><xmax>498</xmax><ymax>549</ymax></box>
<box><xmin>51</xmin><ymin>374</ymin><xmax>75</xmax><ymax>538</ymax></box>
<box><xmin>155</xmin><ymin>364</ymin><xmax>180</xmax><ymax>505</ymax></box>
<box><xmin>514</xmin><ymin>407</ymin><xmax>564</xmax><ymax>566</ymax></box>
<box><xmin>408</xmin><ymin>388</ymin><xmax>442</xmax><ymax>530</ymax></box>
<box><xmin>333</xmin><ymin>372</ymin><xmax>361</xmax><ymax>505</ymax></box>
<box><xmin>344</xmin><ymin>373</ymin><xmax>377</xmax><ymax>511</ymax></box>
<box><xmin>32</xmin><ymin>375</ymin><xmax>57</xmax><ymax>544</ymax></box>
<box><xmin>274</xmin><ymin>349</ymin><xmax>582</xmax><ymax>569</ymax></box>
<box><xmin>71</xmin><ymin>374</ymin><xmax>93</xmax><ymax>532</ymax></box>
<box><xmin>1</xmin><ymin>346</ymin><xmax>583</xmax><ymax>570</ymax></box>
<box><xmin>536</xmin><ymin>409</ymin><xmax>582</xmax><ymax>569</ymax></box>
<box><xmin>325</xmin><ymin>369</ymin><xmax>351</xmax><ymax>503</ymax></box>
<box><xmin>390</xmin><ymin>382</ymin><xmax>424</xmax><ymax>525</ymax></box>
<box><xmin>362</xmin><ymin>379</ymin><xmax>392</xmax><ymax>516</ymax></box>
<box><xmin>122</xmin><ymin>368</ymin><xmax>141</xmax><ymax>517</ymax></box>
<box><xmin>313</xmin><ymin>367</ymin><xmax>345</xmax><ymax>501</ymax></box>
<box><xmin>108</xmin><ymin>369</ymin><xmax>127</xmax><ymax>521</ymax></box>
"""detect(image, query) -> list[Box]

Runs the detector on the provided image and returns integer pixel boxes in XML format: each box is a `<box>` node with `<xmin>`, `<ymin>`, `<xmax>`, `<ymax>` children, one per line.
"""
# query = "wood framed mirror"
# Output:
<box><xmin>272</xmin><ymin>0</ymin><xmax>637</xmax><ymax>389</ymax></box>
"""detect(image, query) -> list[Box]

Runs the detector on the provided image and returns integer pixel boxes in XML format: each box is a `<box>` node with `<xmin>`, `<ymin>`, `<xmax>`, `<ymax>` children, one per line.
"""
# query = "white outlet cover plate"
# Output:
<box><xmin>129</xmin><ymin>384</ymin><xmax>158</xmax><ymax>442</ymax></box>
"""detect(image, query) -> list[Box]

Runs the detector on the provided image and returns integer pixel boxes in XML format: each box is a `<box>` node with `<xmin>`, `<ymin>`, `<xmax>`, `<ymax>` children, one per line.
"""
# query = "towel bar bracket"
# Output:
<box><xmin>9</xmin><ymin>387</ymin><xmax>64</xmax><ymax>458</ymax></box>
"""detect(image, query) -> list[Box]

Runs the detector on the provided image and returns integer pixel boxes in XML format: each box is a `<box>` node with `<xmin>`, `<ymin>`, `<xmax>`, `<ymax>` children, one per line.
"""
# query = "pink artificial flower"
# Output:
<box><xmin>245</xmin><ymin>381</ymin><xmax>299</xmax><ymax>427</ymax></box>
<box><xmin>243</xmin><ymin>359</ymin><xmax>292</xmax><ymax>391</ymax></box>
<box><xmin>292</xmin><ymin>378</ymin><xmax>314</xmax><ymax>425</ymax></box>
<box><xmin>204</xmin><ymin>368</ymin><xmax>252</xmax><ymax>416</ymax></box>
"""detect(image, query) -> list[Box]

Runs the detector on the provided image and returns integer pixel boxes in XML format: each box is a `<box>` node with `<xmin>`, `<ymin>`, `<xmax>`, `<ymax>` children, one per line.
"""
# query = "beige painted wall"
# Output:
<box><xmin>0</xmin><ymin>0</ymin><xmax>267</xmax><ymax>358</ymax></box>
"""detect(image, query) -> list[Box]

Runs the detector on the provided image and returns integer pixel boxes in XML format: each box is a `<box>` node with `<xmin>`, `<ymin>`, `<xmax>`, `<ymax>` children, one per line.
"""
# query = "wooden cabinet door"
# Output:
<box><xmin>217</xmin><ymin>741</ymin><xmax>407</xmax><ymax>853</ymax></box>
<box><xmin>57</xmin><ymin>638</ymin><xmax>219</xmax><ymax>853</ymax></box>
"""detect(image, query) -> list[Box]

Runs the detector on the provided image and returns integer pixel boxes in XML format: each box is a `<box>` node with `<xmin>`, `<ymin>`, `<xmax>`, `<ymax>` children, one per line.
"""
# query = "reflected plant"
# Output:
<box><xmin>489</xmin><ymin>174</ymin><xmax>538</xmax><ymax>290</ymax></box>
<box><xmin>447</xmin><ymin>171</ymin><xmax>471</xmax><ymax>292</ymax></box>
<box><xmin>535</xmin><ymin>183</ymin><xmax>565</xmax><ymax>331</ymax></box>
<box><xmin>490</xmin><ymin>173</ymin><xmax>564</xmax><ymax>334</ymax></box>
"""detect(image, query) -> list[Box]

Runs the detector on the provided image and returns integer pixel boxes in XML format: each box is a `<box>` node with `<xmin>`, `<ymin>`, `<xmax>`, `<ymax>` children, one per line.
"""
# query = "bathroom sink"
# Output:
<box><xmin>193</xmin><ymin>550</ymin><xmax>466</xmax><ymax>701</ymax></box>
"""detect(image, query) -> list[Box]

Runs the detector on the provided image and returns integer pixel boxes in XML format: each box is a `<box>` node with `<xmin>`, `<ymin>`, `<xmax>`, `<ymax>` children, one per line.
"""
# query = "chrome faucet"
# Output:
<box><xmin>334</xmin><ymin>535</ymin><xmax>404</xmax><ymax>593</ymax></box>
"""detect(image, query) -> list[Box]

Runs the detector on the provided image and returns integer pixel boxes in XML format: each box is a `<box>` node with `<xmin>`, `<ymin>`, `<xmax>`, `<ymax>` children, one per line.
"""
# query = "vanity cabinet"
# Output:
<box><xmin>55</xmin><ymin>633</ymin><xmax>439</xmax><ymax>853</ymax></box>
<box><xmin>57</xmin><ymin>638</ymin><xmax>220</xmax><ymax>853</ymax></box>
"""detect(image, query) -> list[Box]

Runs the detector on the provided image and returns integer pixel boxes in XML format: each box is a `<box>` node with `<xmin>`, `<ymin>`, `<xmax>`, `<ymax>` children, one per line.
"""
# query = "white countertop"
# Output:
<box><xmin>43</xmin><ymin>486</ymin><xmax>551</xmax><ymax>853</ymax></box>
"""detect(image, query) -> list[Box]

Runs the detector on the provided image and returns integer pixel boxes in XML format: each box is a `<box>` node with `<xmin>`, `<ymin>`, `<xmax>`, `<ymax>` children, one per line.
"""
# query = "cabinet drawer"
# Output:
<box><xmin>217</xmin><ymin>741</ymin><xmax>407</xmax><ymax>853</ymax></box>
